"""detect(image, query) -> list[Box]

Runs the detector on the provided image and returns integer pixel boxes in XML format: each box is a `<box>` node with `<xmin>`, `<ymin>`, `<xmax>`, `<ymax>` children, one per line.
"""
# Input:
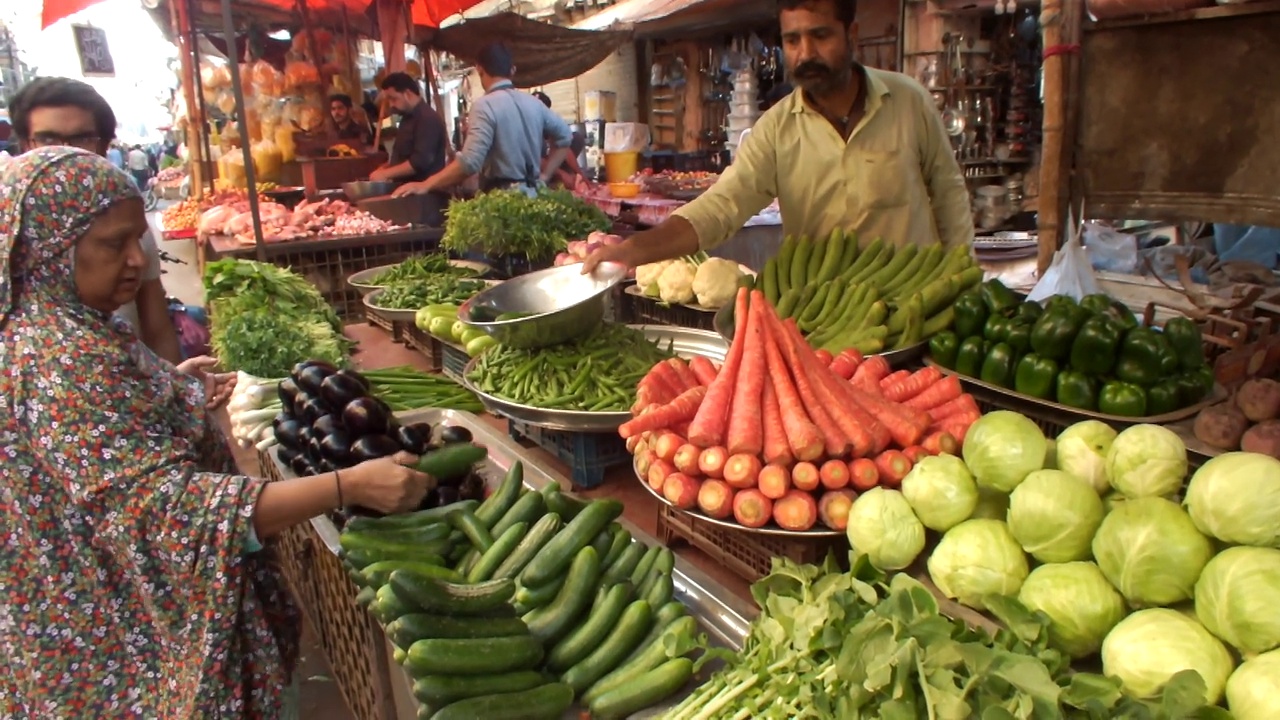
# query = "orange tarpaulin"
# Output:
<box><xmin>42</xmin><ymin>0</ymin><xmax>107</xmax><ymax>28</ymax></box>
<box><xmin>43</xmin><ymin>0</ymin><xmax>481</xmax><ymax>31</ymax></box>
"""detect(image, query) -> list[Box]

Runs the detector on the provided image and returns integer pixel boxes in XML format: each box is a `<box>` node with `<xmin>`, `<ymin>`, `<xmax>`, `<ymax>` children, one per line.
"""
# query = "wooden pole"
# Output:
<box><xmin>1036</xmin><ymin>0</ymin><xmax>1084</xmax><ymax>274</ymax></box>
<box><xmin>170</xmin><ymin>0</ymin><xmax>205</xmax><ymax>198</ymax></box>
<box><xmin>220</xmin><ymin>0</ymin><xmax>267</xmax><ymax>261</ymax></box>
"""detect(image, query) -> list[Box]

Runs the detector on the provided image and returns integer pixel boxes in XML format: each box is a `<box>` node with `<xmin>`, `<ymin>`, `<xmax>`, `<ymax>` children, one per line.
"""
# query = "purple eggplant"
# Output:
<box><xmin>342</xmin><ymin>397</ymin><xmax>392</xmax><ymax>437</ymax></box>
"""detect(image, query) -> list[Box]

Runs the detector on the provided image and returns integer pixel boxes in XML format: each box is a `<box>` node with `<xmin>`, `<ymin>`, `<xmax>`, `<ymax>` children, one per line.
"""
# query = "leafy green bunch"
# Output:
<box><xmin>442</xmin><ymin>188</ymin><xmax>611</xmax><ymax>260</ymax></box>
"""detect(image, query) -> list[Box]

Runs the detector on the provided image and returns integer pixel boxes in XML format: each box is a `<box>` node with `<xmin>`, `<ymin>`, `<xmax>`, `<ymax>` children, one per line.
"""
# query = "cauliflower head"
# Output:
<box><xmin>636</xmin><ymin>260</ymin><xmax>673</xmax><ymax>297</ymax></box>
<box><xmin>657</xmin><ymin>261</ymin><xmax>697</xmax><ymax>304</ymax></box>
<box><xmin>692</xmin><ymin>258</ymin><xmax>743</xmax><ymax>308</ymax></box>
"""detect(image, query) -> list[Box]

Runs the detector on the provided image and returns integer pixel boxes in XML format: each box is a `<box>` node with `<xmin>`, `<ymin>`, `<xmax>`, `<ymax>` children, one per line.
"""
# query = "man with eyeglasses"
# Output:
<box><xmin>9</xmin><ymin>77</ymin><xmax>183</xmax><ymax>364</ymax></box>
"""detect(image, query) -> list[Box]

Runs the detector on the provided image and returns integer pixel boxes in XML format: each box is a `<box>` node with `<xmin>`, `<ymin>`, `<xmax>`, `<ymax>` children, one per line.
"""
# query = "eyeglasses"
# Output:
<box><xmin>28</xmin><ymin>132</ymin><xmax>102</xmax><ymax>151</ymax></box>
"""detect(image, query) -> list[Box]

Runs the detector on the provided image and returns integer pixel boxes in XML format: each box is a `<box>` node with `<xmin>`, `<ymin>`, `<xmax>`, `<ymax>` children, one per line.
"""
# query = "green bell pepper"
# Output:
<box><xmin>955</xmin><ymin>336</ymin><xmax>987</xmax><ymax>378</ymax></box>
<box><xmin>1114</xmin><ymin>357</ymin><xmax>1159</xmax><ymax>387</ymax></box>
<box><xmin>984</xmin><ymin>315</ymin><xmax>1013</xmax><ymax>343</ymax></box>
<box><xmin>954</xmin><ymin>291</ymin><xmax>989</xmax><ymax>340</ymax></box>
<box><xmin>980</xmin><ymin>342</ymin><xmax>1017</xmax><ymax>388</ymax></box>
<box><xmin>979</xmin><ymin>279</ymin><xmax>1020</xmax><ymax>315</ymax></box>
<box><xmin>1109</xmin><ymin>303</ymin><xmax>1139</xmax><ymax>331</ymax></box>
<box><xmin>1119</xmin><ymin>327</ymin><xmax>1164</xmax><ymax>366</ymax></box>
<box><xmin>929</xmin><ymin>331</ymin><xmax>960</xmax><ymax>369</ymax></box>
<box><xmin>1044</xmin><ymin>295</ymin><xmax>1079</xmax><ymax>314</ymax></box>
<box><xmin>1157</xmin><ymin>340</ymin><xmax>1179</xmax><ymax>376</ymax></box>
<box><xmin>1068</xmin><ymin>315</ymin><xmax>1123</xmax><ymax>376</ymax></box>
<box><xmin>1145</xmin><ymin>380</ymin><xmax>1183</xmax><ymax>416</ymax></box>
<box><xmin>1006</xmin><ymin>321</ymin><xmax>1033</xmax><ymax>355</ymax></box>
<box><xmin>1192</xmin><ymin>365</ymin><xmax>1216</xmax><ymax>398</ymax></box>
<box><xmin>1174</xmin><ymin>373</ymin><xmax>1207</xmax><ymax>406</ymax></box>
<box><xmin>1099</xmin><ymin>381</ymin><xmax>1149</xmax><ymax>417</ymax></box>
<box><xmin>1015</xmin><ymin>300</ymin><xmax>1044</xmax><ymax>324</ymax></box>
<box><xmin>1056</xmin><ymin>370</ymin><xmax>1099</xmax><ymax>411</ymax></box>
<box><xmin>1163</xmin><ymin>316</ymin><xmax>1206</xmax><ymax>370</ymax></box>
<box><xmin>1014</xmin><ymin>353</ymin><xmax>1059</xmax><ymax>400</ymax></box>
<box><xmin>1117</xmin><ymin>327</ymin><xmax>1178</xmax><ymax>384</ymax></box>
<box><xmin>1080</xmin><ymin>293</ymin><xmax>1114</xmax><ymax>317</ymax></box>
<box><xmin>1030</xmin><ymin>307</ymin><xmax>1086</xmax><ymax>361</ymax></box>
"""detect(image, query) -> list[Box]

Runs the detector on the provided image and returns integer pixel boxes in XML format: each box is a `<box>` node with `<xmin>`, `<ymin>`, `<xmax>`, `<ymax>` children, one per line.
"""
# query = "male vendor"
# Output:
<box><xmin>584</xmin><ymin>0</ymin><xmax>972</xmax><ymax>274</ymax></box>
<box><xmin>370</xmin><ymin>73</ymin><xmax>448</xmax><ymax>184</ymax></box>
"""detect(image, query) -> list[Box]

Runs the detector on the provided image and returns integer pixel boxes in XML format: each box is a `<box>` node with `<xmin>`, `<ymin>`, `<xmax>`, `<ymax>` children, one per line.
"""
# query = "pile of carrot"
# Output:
<box><xmin>623</xmin><ymin>287</ymin><xmax>984</xmax><ymax>533</ymax></box>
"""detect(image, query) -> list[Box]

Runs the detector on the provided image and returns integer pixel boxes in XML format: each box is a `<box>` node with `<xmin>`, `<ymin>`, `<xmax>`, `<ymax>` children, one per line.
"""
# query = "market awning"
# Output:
<box><xmin>572</xmin><ymin>0</ymin><xmax>775</xmax><ymax>37</ymax></box>
<box><xmin>42</xmin><ymin>0</ymin><xmax>107</xmax><ymax>29</ymax></box>
<box><xmin>151</xmin><ymin>0</ymin><xmax>485</xmax><ymax>37</ymax></box>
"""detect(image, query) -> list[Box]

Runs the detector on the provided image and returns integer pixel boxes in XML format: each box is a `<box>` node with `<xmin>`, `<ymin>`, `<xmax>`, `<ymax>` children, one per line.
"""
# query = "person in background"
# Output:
<box><xmin>106</xmin><ymin>141</ymin><xmax>124</xmax><ymax>168</ymax></box>
<box><xmin>392</xmin><ymin>43</ymin><xmax>573</xmax><ymax>198</ymax></box>
<box><xmin>369</xmin><ymin>73</ymin><xmax>448</xmax><ymax>185</ymax></box>
<box><xmin>9</xmin><ymin>77</ymin><xmax>182</xmax><ymax>364</ymax></box>
<box><xmin>533</xmin><ymin>91</ymin><xmax>588</xmax><ymax>188</ymax></box>
<box><xmin>328</xmin><ymin>93</ymin><xmax>372</xmax><ymax>146</ymax></box>
<box><xmin>1212</xmin><ymin>224</ymin><xmax>1280</xmax><ymax>270</ymax></box>
<box><xmin>583</xmin><ymin>0</ymin><xmax>972</xmax><ymax>274</ymax></box>
<box><xmin>127</xmin><ymin>144</ymin><xmax>151</xmax><ymax>187</ymax></box>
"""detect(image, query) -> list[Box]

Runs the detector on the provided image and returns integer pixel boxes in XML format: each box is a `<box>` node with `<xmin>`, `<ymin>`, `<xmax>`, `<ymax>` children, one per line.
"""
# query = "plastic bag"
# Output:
<box><xmin>1082</xmin><ymin>221</ymin><xmax>1138</xmax><ymax>273</ymax></box>
<box><xmin>1027</xmin><ymin>207</ymin><xmax>1100</xmax><ymax>302</ymax></box>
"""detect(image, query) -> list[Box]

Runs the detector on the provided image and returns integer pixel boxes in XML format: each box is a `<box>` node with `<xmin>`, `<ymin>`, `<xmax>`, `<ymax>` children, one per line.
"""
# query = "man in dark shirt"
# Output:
<box><xmin>369</xmin><ymin>73</ymin><xmax>447</xmax><ymax>184</ymax></box>
<box><xmin>329</xmin><ymin>93</ymin><xmax>372</xmax><ymax>145</ymax></box>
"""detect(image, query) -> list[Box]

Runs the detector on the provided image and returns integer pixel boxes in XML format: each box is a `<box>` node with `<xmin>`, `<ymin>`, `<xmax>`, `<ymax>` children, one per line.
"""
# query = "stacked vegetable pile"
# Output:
<box><xmin>371</xmin><ymin>276</ymin><xmax>488</xmax><ymax>311</ymax></box>
<box><xmin>205</xmin><ymin>259</ymin><xmax>353</xmax><ymax>378</ymax></box>
<box><xmin>272</xmin><ymin>361</ymin><xmax>482</xmax><ymax>491</ymax></box>
<box><xmin>365</xmin><ymin>253</ymin><xmax>482</xmax><ymax>287</ymax></box>
<box><xmin>442</xmin><ymin>188</ymin><xmax>612</xmax><ymax>261</ymax></box>
<box><xmin>341</xmin><ymin>465</ymin><xmax>712</xmax><ymax>720</ymax></box>
<box><xmin>468</xmin><ymin>324</ymin><xmax>677</xmax><ymax>412</ymax></box>
<box><xmin>628</xmin><ymin>289</ymin><xmax>983</xmax><ymax>532</ymax></box>
<box><xmin>845</xmin><ymin>410</ymin><xmax>1280</xmax><ymax>718</ymax></box>
<box><xmin>1194</xmin><ymin>377</ymin><xmax>1280</xmax><ymax>455</ymax></box>
<box><xmin>228</xmin><ymin>372</ymin><xmax>285</xmax><ymax>450</ymax></box>
<box><xmin>635</xmin><ymin>253</ymin><xmax>749</xmax><ymax>310</ymax></box>
<box><xmin>930</xmin><ymin>284</ymin><xmax>1216</xmax><ymax>417</ymax></box>
<box><xmin>755</xmin><ymin>234</ymin><xmax>981</xmax><ymax>354</ymax></box>
<box><xmin>664</xmin><ymin>556</ymin><xmax>1230</xmax><ymax>719</ymax></box>
<box><xmin>414</xmin><ymin>304</ymin><xmax>499</xmax><ymax>358</ymax></box>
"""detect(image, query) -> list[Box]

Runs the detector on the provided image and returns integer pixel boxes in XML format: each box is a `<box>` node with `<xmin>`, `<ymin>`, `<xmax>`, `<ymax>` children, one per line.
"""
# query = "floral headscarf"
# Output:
<box><xmin>0</xmin><ymin>147</ymin><xmax>300</xmax><ymax>717</ymax></box>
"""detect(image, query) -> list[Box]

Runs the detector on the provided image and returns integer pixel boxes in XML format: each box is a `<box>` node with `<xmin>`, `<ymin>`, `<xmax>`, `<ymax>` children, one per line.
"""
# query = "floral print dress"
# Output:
<box><xmin>0</xmin><ymin>148</ymin><xmax>300</xmax><ymax>718</ymax></box>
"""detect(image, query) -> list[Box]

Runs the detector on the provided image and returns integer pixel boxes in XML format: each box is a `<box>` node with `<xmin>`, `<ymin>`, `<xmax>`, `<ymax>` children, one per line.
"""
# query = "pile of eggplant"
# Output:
<box><xmin>271</xmin><ymin>360</ymin><xmax>488</xmax><ymax>512</ymax></box>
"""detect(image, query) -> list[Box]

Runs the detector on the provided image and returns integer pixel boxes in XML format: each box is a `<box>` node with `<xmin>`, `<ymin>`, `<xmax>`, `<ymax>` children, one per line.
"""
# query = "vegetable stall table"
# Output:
<box><xmin>203</xmin><ymin>228</ymin><xmax>445</xmax><ymax>322</ymax></box>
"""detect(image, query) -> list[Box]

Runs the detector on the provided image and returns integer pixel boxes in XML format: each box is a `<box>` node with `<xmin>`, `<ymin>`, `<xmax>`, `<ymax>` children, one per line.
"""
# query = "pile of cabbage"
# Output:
<box><xmin>844</xmin><ymin>410</ymin><xmax>1280</xmax><ymax>719</ymax></box>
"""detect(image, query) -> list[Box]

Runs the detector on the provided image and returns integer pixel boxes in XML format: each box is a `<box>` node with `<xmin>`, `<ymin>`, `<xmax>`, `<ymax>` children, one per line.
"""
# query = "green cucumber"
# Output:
<box><xmin>339</xmin><ymin>544</ymin><xmax>450</xmax><ymax>572</ymax></box>
<box><xmin>493</xmin><ymin>513</ymin><xmax>563</xmax><ymax>580</ymax></box>
<box><xmin>467</xmin><ymin>521</ymin><xmax>528</xmax><ymax>583</ymax></box>
<box><xmin>775</xmin><ymin>235</ymin><xmax>796</xmax><ymax>295</ymax></box>
<box><xmin>589</xmin><ymin>614</ymin><xmax>697</xmax><ymax>705</ymax></box>
<box><xmin>393</xmin><ymin>647</ymin><xmax>407</xmax><ymax>665</ymax></box>
<box><xmin>348</xmin><ymin>567</ymin><xmax>368</xmax><ymax>587</ymax></box>
<box><xmin>513</xmin><ymin>574</ymin><xmax>567</xmax><ymax>614</ymax></box>
<box><xmin>491</xmin><ymin>490</ymin><xmax>546</xmax><ymax>539</ymax></box>
<box><xmin>547</xmin><ymin>582</ymin><xmax>635</xmax><ymax>671</ymax></box>
<box><xmin>448</xmin><ymin>507</ymin><xmax>494</xmax><ymax>554</ymax></box>
<box><xmin>541</xmin><ymin>482</ymin><xmax>587</xmax><ymax>521</ymax></box>
<box><xmin>601</xmin><ymin>527</ymin><xmax>631</xmax><ymax>569</ymax></box>
<box><xmin>425</xmin><ymin>682</ymin><xmax>573</xmax><ymax>720</ymax></box>
<box><xmin>523</xmin><ymin>546</ymin><xmax>602</xmax><ymax>645</ymax></box>
<box><xmin>341</xmin><ymin>522</ymin><xmax>452</xmax><ymax>548</ymax></box>
<box><xmin>629</xmin><ymin>545</ymin><xmax>661</xmax><ymax>587</ymax></box>
<box><xmin>405</xmin><ymin>635</ymin><xmax>544</xmax><ymax>676</ymax></box>
<box><xmin>414</xmin><ymin>442</ymin><xmax>487</xmax><ymax>481</ymax></box>
<box><xmin>622</xmin><ymin>601</ymin><xmax>689</xmax><ymax>665</ymax></box>
<box><xmin>476</xmin><ymin>462</ymin><xmax>524</xmax><ymax>529</ymax></box>
<box><xmin>387</xmin><ymin>613</ymin><xmax>528</xmax><ymax>647</ymax></box>
<box><xmin>520</xmin><ymin>499</ymin><xmax>623</xmax><ymax>587</ymax></box>
<box><xmin>343</xmin><ymin>500</ymin><xmax>480</xmax><ymax>533</ymax></box>
<box><xmin>338</xmin><ymin>532</ymin><xmax>451</xmax><ymax>559</ymax></box>
<box><xmin>560</xmin><ymin>600</ymin><xmax>654</xmax><ymax>693</ymax></box>
<box><xmin>590</xmin><ymin>528</ymin><xmax>614</xmax><ymax>560</ymax></box>
<box><xmin>389</xmin><ymin>571</ymin><xmax>515</xmax><ymax>616</ymax></box>
<box><xmin>589</xmin><ymin>657</ymin><xmax>695</xmax><ymax>720</ymax></box>
<box><xmin>644</xmin><ymin>571</ymin><xmax>673</xmax><ymax>609</ymax></box>
<box><xmin>601</xmin><ymin>542</ymin><xmax>645</xmax><ymax>586</ymax></box>
<box><xmin>637</xmin><ymin>548</ymin><xmax>674</xmax><ymax>598</ymax></box>
<box><xmin>362</xmin><ymin>560</ymin><xmax>462</xmax><ymax>588</ymax></box>
<box><xmin>411</xmin><ymin>671</ymin><xmax>546</xmax><ymax>708</ymax></box>
<box><xmin>355</xmin><ymin>585</ymin><xmax>377</xmax><ymax>608</ymax></box>
<box><xmin>371</xmin><ymin>583</ymin><xmax>416</xmax><ymax>624</ymax></box>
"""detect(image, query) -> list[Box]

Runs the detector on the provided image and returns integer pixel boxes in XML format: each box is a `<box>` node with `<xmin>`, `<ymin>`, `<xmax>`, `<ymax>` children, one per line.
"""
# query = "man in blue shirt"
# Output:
<box><xmin>393</xmin><ymin>43</ymin><xmax>573</xmax><ymax>198</ymax></box>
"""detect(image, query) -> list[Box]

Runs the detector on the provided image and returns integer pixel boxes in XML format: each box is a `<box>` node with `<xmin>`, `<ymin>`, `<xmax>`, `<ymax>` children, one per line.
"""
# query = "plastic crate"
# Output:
<box><xmin>402</xmin><ymin>324</ymin><xmax>444</xmax><ymax>371</ymax></box>
<box><xmin>363</xmin><ymin>306</ymin><xmax>406</xmax><ymax>342</ymax></box>
<box><xmin>441</xmin><ymin>341</ymin><xmax>469</xmax><ymax>381</ymax></box>
<box><xmin>657</xmin><ymin>505</ymin><xmax>847</xmax><ymax>583</ymax></box>
<box><xmin>619</xmin><ymin>291</ymin><xmax>716</xmax><ymax>332</ymax></box>
<box><xmin>508</xmin><ymin>419</ymin><xmax>630</xmax><ymax>490</ymax></box>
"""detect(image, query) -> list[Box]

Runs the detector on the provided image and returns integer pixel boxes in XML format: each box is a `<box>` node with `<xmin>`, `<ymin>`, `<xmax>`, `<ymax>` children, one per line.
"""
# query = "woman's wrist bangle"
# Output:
<box><xmin>334</xmin><ymin>469</ymin><xmax>344</xmax><ymax>508</ymax></box>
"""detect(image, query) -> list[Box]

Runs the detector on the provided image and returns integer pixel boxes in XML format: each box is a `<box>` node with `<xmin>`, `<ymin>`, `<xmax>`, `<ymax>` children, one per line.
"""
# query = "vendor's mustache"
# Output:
<box><xmin>792</xmin><ymin>61</ymin><xmax>833</xmax><ymax>78</ymax></box>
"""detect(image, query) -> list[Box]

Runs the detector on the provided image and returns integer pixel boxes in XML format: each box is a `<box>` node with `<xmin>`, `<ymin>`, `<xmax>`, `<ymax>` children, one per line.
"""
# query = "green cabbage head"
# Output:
<box><xmin>1092</xmin><ymin>496</ymin><xmax>1214</xmax><ymax>607</ymax></box>
<box><xmin>962</xmin><ymin>411</ymin><xmax>1047</xmax><ymax>493</ymax></box>
<box><xmin>901</xmin><ymin>454</ymin><xmax>978</xmax><ymax>532</ymax></box>
<box><xmin>1226</xmin><ymin>649</ymin><xmax>1280</xmax><ymax>720</ymax></box>
<box><xmin>1102</xmin><ymin>608</ymin><xmax>1235</xmax><ymax>705</ymax></box>
<box><xmin>1008</xmin><ymin>469</ymin><xmax>1105</xmax><ymax>563</ymax></box>
<box><xmin>1018</xmin><ymin>562</ymin><xmax>1127</xmax><ymax>659</ymax></box>
<box><xmin>1195</xmin><ymin>546</ymin><xmax>1280</xmax><ymax>656</ymax></box>
<box><xmin>927</xmin><ymin>519</ymin><xmax>1028</xmax><ymax>611</ymax></box>
<box><xmin>1106</xmin><ymin>424</ymin><xmax>1187</xmax><ymax>498</ymax></box>
<box><xmin>1184</xmin><ymin>452</ymin><xmax>1280</xmax><ymax>548</ymax></box>
<box><xmin>1055</xmin><ymin>420</ymin><xmax>1117</xmax><ymax>494</ymax></box>
<box><xmin>846</xmin><ymin>488</ymin><xmax>925</xmax><ymax>571</ymax></box>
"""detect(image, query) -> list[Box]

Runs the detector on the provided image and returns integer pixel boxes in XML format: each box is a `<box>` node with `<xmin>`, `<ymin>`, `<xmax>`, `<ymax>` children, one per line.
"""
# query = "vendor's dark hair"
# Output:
<box><xmin>329</xmin><ymin>93</ymin><xmax>353</xmax><ymax>108</ymax></box>
<box><xmin>777</xmin><ymin>0</ymin><xmax>857</xmax><ymax>25</ymax></box>
<box><xmin>380</xmin><ymin>72</ymin><xmax>420</xmax><ymax>95</ymax></box>
<box><xmin>9</xmin><ymin>77</ymin><xmax>117</xmax><ymax>146</ymax></box>
<box><xmin>476</xmin><ymin>42</ymin><xmax>514</xmax><ymax>78</ymax></box>
<box><xmin>533</xmin><ymin>91</ymin><xmax>551</xmax><ymax>108</ymax></box>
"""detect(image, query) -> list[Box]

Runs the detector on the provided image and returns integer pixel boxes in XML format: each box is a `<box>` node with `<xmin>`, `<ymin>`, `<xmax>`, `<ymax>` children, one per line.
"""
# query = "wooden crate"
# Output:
<box><xmin>656</xmin><ymin>505</ymin><xmax>846</xmax><ymax>583</ymax></box>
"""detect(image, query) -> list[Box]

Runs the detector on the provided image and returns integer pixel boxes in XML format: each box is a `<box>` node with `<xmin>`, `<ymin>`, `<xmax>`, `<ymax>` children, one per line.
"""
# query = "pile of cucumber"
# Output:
<box><xmin>341</xmin><ymin>460</ymin><xmax>706</xmax><ymax>720</ymax></box>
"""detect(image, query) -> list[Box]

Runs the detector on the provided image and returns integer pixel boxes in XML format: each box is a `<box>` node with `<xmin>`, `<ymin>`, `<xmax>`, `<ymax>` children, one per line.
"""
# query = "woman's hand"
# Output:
<box><xmin>342</xmin><ymin>452</ymin><xmax>434</xmax><ymax>514</ymax></box>
<box><xmin>177</xmin><ymin>355</ymin><xmax>237</xmax><ymax>410</ymax></box>
<box><xmin>392</xmin><ymin>181</ymin><xmax>432</xmax><ymax>198</ymax></box>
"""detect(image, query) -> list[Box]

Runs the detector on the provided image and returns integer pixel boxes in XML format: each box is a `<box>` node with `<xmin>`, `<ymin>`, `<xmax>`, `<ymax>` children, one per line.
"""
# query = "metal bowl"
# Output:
<box><xmin>341</xmin><ymin>180</ymin><xmax>395</xmax><ymax>201</ymax></box>
<box><xmin>457</xmin><ymin>262</ymin><xmax>628</xmax><ymax>349</ymax></box>
<box><xmin>348</xmin><ymin>259</ymin><xmax>492</xmax><ymax>294</ymax></box>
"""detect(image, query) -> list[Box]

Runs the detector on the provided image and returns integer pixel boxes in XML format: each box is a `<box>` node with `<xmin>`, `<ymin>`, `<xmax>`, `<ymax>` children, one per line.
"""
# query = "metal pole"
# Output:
<box><xmin>188</xmin><ymin>0</ymin><xmax>216</xmax><ymax>197</ymax></box>
<box><xmin>220</xmin><ymin>0</ymin><xmax>266</xmax><ymax>261</ymax></box>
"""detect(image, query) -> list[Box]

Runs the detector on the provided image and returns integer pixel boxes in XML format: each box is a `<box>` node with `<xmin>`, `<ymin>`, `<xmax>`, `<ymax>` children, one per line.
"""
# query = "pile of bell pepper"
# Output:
<box><xmin>928</xmin><ymin>280</ymin><xmax>1215</xmax><ymax>417</ymax></box>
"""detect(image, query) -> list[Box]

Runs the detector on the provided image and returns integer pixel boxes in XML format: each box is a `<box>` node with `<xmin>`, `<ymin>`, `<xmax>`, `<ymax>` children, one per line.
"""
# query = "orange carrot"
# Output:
<box><xmin>767</xmin><ymin>310</ymin><xmax>849</xmax><ymax>458</ymax></box>
<box><xmin>618</xmin><ymin>385</ymin><xmax>708</xmax><ymax>439</ymax></box>
<box><xmin>667</xmin><ymin>358</ymin><xmax>700</xmax><ymax>391</ymax></box>
<box><xmin>847</xmin><ymin>387</ymin><xmax>930</xmax><ymax>448</ymax></box>
<box><xmin>652</xmin><ymin>358</ymin><xmax>692</xmax><ymax>394</ymax></box>
<box><xmin>810</xmin><ymin>364</ymin><xmax>889</xmax><ymax>456</ymax></box>
<box><xmin>672</xmin><ymin>420</ymin><xmax>691</xmax><ymax>437</ymax></box>
<box><xmin>927</xmin><ymin>393</ymin><xmax>980</xmax><ymax>422</ymax></box>
<box><xmin>938</xmin><ymin>409</ymin><xmax>981</xmax><ymax>445</ymax></box>
<box><xmin>850</xmin><ymin>355</ymin><xmax>891</xmax><ymax>394</ymax></box>
<box><xmin>830</xmin><ymin>349</ymin><xmax>864</xmax><ymax>380</ymax></box>
<box><xmin>761</xmin><ymin>317</ymin><xmax>824</xmax><ymax>461</ymax></box>
<box><xmin>879</xmin><ymin>370</ymin><xmax>911</xmax><ymax>391</ymax></box>
<box><xmin>814</xmin><ymin>349</ymin><xmax>834</xmax><ymax>367</ymax></box>
<box><xmin>726</xmin><ymin>290</ymin><xmax>769</xmax><ymax>456</ymax></box>
<box><xmin>777</xmin><ymin>318</ymin><xmax>878</xmax><ymax>457</ymax></box>
<box><xmin>689</xmin><ymin>356</ymin><xmax>719</xmax><ymax>387</ymax></box>
<box><xmin>883</xmin><ymin>367</ymin><xmax>944</xmax><ymax>403</ymax></box>
<box><xmin>905</xmin><ymin>375</ymin><xmax>963</xmax><ymax>411</ymax></box>
<box><xmin>761</xmin><ymin>376</ymin><xmax>793</xmax><ymax>466</ymax></box>
<box><xmin>638</xmin><ymin>366</ymin><xmax>680</xmax><ymax>406</ymax></box>
<box><xmin>922</xmin><ymin>430</ymin><xmax>960</xmax><ymax>456</ymax></box>
<box><xmin>687</xmin><ymin>288</ymin><xmax>750</xmax><ymax>447</ymax></box>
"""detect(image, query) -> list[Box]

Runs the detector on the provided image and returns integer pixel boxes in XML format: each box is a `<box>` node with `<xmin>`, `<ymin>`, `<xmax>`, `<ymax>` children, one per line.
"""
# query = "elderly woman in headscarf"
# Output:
<box><xmin>0</xmin><ymin>147</ymin><xmax>433</xmax><ymax>717</ymax></box>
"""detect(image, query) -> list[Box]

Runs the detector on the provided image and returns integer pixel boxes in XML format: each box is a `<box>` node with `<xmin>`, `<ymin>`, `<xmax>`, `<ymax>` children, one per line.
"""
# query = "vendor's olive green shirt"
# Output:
<box><xmin>674</xmin><ymin>67</ymin><xmax>974</xmax><ymax>250</ymax></box>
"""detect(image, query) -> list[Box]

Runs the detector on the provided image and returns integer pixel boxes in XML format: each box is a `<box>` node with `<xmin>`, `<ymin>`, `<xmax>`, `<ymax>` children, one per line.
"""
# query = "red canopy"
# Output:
<box><xmin>42</xmin><ymin>0</ymin><xmax>106</xmax><ymax>29</ymax></box>
<box><xmin>42</xmin><ymin>0</ymin><xmax>483</xmax><ymax>31</ymax></box>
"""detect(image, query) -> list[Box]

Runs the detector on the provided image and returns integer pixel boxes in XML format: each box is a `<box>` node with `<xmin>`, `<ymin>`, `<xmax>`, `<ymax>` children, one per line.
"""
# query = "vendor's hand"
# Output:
<box><xmin>177</xmin><ymin>355</ymin><xmax>237</xmax><ymax>410</ymax></box>
<box><xmin>342</xmin><ymin>452</ymin><xmax>433</xmax><ymax>513</ymax></box>
<box><xmin>369</xmin><ymin>166</ymin><xmax>394</xmax><ymax>182</ymax></box>
<box><xmin>392</xmin><ymin>181</ymin><xmax>432</xmax><ymax>198</ymax></box>
<box><xmin>582</xmin><ymin>242</ymin><xmax>634</xmax><ymax>275</ymax></box>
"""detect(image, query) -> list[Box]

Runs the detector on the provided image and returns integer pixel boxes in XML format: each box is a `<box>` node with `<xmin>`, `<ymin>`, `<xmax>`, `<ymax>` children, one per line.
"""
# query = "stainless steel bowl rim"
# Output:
<box><xmin>457</xmin><ymin>261</ymin><xmax>628</xmax><ymax>329</ymax></box>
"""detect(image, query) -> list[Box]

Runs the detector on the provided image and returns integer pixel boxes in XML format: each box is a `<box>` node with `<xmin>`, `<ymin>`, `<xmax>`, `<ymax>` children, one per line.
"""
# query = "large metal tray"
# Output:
<box><xmin>459</xmin><ymin>324</ymin><xmax>730</xmax><ymax>432</ymax></box>
<box><xmin>347</xmin><ymin>259</ymin><xmax>491</xmax><ymax>294</ymax></box>
<box><xmin>267</xmin><ymin>409</ymin><xmax>754</xmax><ymax>717</ymax></box>
<box><xmin>712</xmin><ymin>301</ymin><xmax>927</xmax><ymax>366</ymax></box>
<box><xmin>634</xmin><ymin>456</ymin><xmax>845</xmax><ymax>538</ymax></box>
<box><xmin>363</xmin><ymin>279</ymin><xmax>497</xmax><ymax>323</ymax></box>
